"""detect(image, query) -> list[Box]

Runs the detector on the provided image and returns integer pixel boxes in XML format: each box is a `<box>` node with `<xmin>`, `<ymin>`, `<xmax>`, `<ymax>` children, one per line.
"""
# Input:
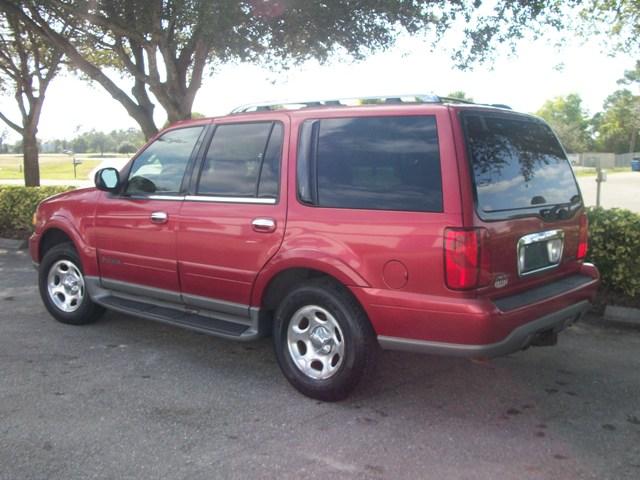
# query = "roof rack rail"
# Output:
<box><xmin>437</xmin><ymin>96</ymin><xmax>475</xmax><ymax>105</ymax></box>
<box><xmin>230</xmin><ymin>94</ymin><xmax>512</xmax><ymax>114</ymax></box>
<box><xmin>230</xmin><ymin>94</ymin><xmax>442</xmax><ymax>114</ymax></box>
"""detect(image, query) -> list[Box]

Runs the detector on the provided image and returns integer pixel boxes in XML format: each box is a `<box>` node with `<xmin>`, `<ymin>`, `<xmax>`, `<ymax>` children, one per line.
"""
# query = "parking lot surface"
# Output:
<box><xmin>577</xmin><ymin>172</ymin><xmax>640</xmax><ymax>213</ymax></box>
<box><xmin>1</xmin><ymin>248</ymin><xmax>639</xmax><ymax>480</ymax></box>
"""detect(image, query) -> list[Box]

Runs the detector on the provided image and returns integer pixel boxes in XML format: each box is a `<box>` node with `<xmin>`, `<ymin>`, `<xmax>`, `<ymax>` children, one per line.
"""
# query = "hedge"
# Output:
<box><xmin>0</xmin><ymin>186</ymin><xmax>74</xmax><ymax>239</ymax></box>
<box><xmin>586</xmin><ymin>207</ymin><xmax>640</xmax><ymax>299</ymax></box>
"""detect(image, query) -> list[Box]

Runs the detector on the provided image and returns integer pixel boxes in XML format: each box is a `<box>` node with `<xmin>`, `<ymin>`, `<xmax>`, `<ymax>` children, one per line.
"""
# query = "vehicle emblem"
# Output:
<box><xmin>494</xmin><ymin>274</ymin><xmax>509</xmax><ymax>289</ymax></box>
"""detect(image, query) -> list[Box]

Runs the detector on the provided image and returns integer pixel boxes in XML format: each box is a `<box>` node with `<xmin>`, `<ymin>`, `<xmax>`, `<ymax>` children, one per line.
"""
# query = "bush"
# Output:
<box><xmin>586</xmin><ymin>207</ymin><xmax>640</xmax><ymax>298</ymax></box>
<box><xmin>117</xmin><ymin>142</ymin><xmax>137</xmax><ymax>154</ymax></box>
<box><xmin>0</xmin><ymin>186</ymin><xmax>74</xmax><ymax>239</ymax></box>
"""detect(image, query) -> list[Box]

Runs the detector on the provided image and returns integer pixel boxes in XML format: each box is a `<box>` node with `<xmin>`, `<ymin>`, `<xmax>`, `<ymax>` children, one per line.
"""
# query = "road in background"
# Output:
<box><xmin>577</xmin><ymin>172</ymin><xmax>639</xmax><ymax>212</ymax></box>
<box><xmin>1</xmin><ymin>249</ymin><xmax>639</xmax><ymax>479</ymax></box>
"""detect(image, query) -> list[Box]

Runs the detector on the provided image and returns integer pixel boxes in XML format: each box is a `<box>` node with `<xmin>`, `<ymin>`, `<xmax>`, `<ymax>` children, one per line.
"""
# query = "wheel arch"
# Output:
<box><xmin>39</xmin><ymin>227</ymin><xmax>74</xmax><ymax>261</ymax></box>
<box><xmin>252</xmin><ymin>253</ymin><xmax>370</xmax><ymax>310</ymax></box>
<box><xmin>37</xmin><ymin>218</ymin><xmax>99</xmax><ymax>277</ymax></box>
<box><xmin>254</xmin><ymin>264</ymin><xmax>373</xmax><ymax>337</ymax></box>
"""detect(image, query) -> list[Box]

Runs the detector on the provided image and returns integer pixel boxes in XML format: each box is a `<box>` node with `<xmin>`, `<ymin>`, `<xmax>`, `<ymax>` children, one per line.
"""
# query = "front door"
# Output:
<box><xmin>94</xmin><ymin>124</ymin><xmax>207</xmax><ymax>299</ymax></box>
<box><xmin>177</xmin><ymin>117</ymin><xmax>288</xmax><ymax>310</ymax></box>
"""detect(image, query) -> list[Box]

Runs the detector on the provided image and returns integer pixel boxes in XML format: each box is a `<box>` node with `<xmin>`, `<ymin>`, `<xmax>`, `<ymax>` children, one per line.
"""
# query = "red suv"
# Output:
<box><xmin>30</xmin><ymin>95</ymin><xmax>599</xmax><ymax>401</ymax></box>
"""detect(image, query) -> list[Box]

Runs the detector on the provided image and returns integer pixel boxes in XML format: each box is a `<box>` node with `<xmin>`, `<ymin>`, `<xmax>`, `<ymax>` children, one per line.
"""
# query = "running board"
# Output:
<box><xmin>85</xmin><ymin>277</ymin><xmax>262</xmax><ymax>341</ymax></box>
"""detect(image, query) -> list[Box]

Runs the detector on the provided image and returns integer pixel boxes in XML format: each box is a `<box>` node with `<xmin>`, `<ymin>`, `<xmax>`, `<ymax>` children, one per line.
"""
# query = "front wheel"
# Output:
<box><xmin>38</xmin><ymin>242</ymin><xmax>104</xmax><ymax>325</ymax></box>
<box><xmin>273</xmin><ymin>279</ymin><xmax>378</xmax><ymax>401</ymax></box>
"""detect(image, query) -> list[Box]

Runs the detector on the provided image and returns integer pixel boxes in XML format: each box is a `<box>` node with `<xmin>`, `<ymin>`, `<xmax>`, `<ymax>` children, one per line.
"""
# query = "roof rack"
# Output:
<box><xmin>230</xmin><ymin>94</ymin><xmax>441</xmax><ymax>114</ymax></box>
<box><xmin>229</xmin><ymin>94</ymin><xmax>511</xmax><ymax>114</ymax></box>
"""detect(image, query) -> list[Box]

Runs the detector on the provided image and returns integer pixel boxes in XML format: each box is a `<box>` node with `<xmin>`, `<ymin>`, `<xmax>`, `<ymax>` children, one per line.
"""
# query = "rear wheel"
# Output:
<box><xmin>38</xmin><ymin>243</ymin><xmax>104</xmax><ymax>325</ymax></box>
<box><xmin>273</xmin><ymin>279</ymin><xmax>378</xmax><ymax>401</ymax></box>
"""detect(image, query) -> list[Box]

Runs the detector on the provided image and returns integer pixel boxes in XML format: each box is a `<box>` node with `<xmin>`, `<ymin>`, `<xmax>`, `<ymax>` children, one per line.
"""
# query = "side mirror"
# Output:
<box><xmin>95</xmin><ymin>167</ymin><xmax>120</xmax><ymax>193</ymax></box>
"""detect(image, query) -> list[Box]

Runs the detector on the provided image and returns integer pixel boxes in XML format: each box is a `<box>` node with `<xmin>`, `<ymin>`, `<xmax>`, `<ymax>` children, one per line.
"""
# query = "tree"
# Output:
<box><xmin>72</xmin><ymin>136</ymin><xmax>87</xmax><ymax>153</ymax></box>
<box><xmin>592</xmin><ymin>89</ymin><xmax>640</xmax><ymax>154</ymax></box>
<box><xmin>117</xmin><ymin>141</ymin><xmax>136</xmax><ymax>154</ymax></box>
<box><xmin>0</xmin><ymin>128</ymin><xmax>7</xmax><ymax>153</ymax></box>
<box><xmin>536</xmin><ymin>94</ymin><xmax>592</xmax><ymax>153</ymax></box>
<box><xmin>577</xmin><ymin>1</ymin><xmax>640</xmax><ymax>56</ymax></box>
<box><xmin>88</xmin><ymin>130</ymin><xmax>109</xmax><ymax>156</ymax></box>
<box><xmin>3</xmin><ymin>1</ymin><xmax>578</xmax><ymax>140</ymax></box>
<box><xmin>0</xmin><ymin>8</ymin><xmax>63</xmax><ymax>185</ymax></box>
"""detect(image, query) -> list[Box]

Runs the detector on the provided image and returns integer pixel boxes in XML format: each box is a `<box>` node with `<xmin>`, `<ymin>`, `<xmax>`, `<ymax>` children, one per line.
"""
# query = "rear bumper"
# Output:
<box><xmin>378</xmin><ymin>300</ymin><xmax>589</xmax><ymax>358</ymax></box>
<box><xmin>351</xmin><ymin>263</ymin><xmax>599</xmax><ymax>358</ymax></box>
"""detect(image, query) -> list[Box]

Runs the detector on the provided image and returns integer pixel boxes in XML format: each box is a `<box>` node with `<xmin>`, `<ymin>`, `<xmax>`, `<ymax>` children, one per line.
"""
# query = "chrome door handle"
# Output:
<box><xmin>150</xmin><ymin>211</ymin><xmax>168</xmax><ymax>224</ymax></box>
<box><xmin>252</xmin><ymin>218</ymin><xmax>276</xmax><ymax>233</ymax></box>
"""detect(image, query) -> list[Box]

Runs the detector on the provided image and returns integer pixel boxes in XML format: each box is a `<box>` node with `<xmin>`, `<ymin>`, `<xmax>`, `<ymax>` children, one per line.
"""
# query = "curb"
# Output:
<box><xmin>0</xmin><ymin>237</ymin><xmax>28</xmax><ymax>250</ymax></box>
<box><xmin>603</xmin><ymin>305</ymin><xmax>640</xmax><ymax>329</ymax></box>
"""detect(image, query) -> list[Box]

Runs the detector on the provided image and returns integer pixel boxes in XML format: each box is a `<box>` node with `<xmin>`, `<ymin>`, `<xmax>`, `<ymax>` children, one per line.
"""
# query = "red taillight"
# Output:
<box><xmin>577</xmin><ymin>214</ymin><xmax>588</xmax><ymax>260</ymax></box>
<box><xmin>444</xmin><ymin>228</ymin><xmax>482</xmax><ymax>290</ymax></box>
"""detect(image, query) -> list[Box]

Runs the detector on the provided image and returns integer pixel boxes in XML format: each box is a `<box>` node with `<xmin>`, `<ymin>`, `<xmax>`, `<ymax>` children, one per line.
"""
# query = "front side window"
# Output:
<box><xmin>298</xmin><ymin>116</ymin><xmax>443</xmax><ymax>212</ymax></box>
<box><xmin>126</xmin><ymin>126</ymin><xmax>204</xmax><ymax>195</ymax></box>
<box><xmin>197</xmin><ymin>122</ymin><xmax>283</xmax><ymax>198</ymax></box>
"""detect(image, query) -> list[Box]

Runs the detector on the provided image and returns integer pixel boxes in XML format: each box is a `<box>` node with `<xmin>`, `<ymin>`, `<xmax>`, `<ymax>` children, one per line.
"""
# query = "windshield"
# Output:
<box><xmin>462</xmin><ymin>112</ymin><xmax>581</xmax><ymax>221</ymax></box>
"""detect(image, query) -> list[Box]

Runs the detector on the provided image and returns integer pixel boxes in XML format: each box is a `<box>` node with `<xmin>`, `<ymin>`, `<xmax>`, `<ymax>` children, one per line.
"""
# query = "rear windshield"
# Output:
<box><xmin>462</xmin><ymin>112</ymin><xmax>581</xmax><ymax>220</ymax></box>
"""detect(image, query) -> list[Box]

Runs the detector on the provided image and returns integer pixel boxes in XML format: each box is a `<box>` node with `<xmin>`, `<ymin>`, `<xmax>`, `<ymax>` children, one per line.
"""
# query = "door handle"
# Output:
<box><xmin>150</xmin><ymin>211</ymin><xmax>168</xmax><ymax>224</ymax></box>
<box><xmin>252</xmin><ymin>218</ymin><xmax>276</xmax><ymax>233</ymax></box>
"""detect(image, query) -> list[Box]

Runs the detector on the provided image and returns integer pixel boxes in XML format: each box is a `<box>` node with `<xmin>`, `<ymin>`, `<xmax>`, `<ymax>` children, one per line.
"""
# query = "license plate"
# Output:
<box><xmin>517</xmin><ymin>230</ymin><xmax>565</xmax><ymax>276</ymax></box>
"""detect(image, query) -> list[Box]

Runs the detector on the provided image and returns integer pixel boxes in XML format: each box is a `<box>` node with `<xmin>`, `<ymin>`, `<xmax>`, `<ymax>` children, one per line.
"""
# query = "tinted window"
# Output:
<box><xmin>311</xmin><ymin>116</ymin><xmax>442</xmax><ymax>212</ymax></box>
<box><xmin>126</xmin><ymin>126</ymin><xmax>203</xmax><ymax>194</ymax></box>
<box><xmin>197</xmin><ymin>122</ymin><xmax>282</xmax><ymax>198</ymax></box>
<box><xmin>463</xmin><ymin>113</ymin><xmax>581</xmax><ymax>220</ymax></box>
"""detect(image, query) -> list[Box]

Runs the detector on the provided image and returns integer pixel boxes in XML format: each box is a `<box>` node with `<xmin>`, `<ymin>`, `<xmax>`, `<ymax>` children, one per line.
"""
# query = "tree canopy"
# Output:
<box><xmin>2</xmin><ymin>0</ymin><xmax>584</xmax><ymax>139</ymax></box>
<box><xmin>592</xmin><ymin>89</ymin><xmax>640</xmax><ymax>154</ymax></box>
<box><xmin>536</xmin><ymin>94</ymin><xmax>592</xmax><ymax>153</ymax></box>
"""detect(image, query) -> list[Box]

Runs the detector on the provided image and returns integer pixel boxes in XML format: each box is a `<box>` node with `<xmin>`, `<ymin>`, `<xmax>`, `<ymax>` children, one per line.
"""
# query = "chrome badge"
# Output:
<box><xmin>494</xmin><ymin>274</ymin><xmax>509</xmax><ymax>289</ymax></box>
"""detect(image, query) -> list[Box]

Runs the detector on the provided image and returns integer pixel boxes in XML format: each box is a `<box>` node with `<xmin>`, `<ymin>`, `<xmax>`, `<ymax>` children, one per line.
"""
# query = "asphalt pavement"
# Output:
<box><xmin>1</xmin><ymin>248</ymin><xmax>639</xmax><ymax>480</ymax></box>
<box><xmin>577</xmin><ymin>171</ymin><xmax>640</xmax><ymax>213</ymax></box>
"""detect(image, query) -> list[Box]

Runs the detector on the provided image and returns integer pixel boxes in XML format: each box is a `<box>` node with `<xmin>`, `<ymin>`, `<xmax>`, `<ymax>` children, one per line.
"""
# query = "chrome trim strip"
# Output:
<box><xmin>146</xmin><ymin>195</ymin><xmax>185</xmax><ymax>201</ymax></box>
<box><xmin>101</xmin><ymin>277</ymin><xmax>183</xmax><ymax>304</ymax></box>
<box><xmin>184</xmin><ymin>195</ymin><xmax>276</xmax><ymax>205</ymax></box>
<box><xmin>378</xmin><ymin>301</ymin><xmax>589</xmax><ymax>358</ymax></box>
<box><xmin>517</xmin><ymin>229</ymin><xmax>565</xmax><ymax>277</ymax></box>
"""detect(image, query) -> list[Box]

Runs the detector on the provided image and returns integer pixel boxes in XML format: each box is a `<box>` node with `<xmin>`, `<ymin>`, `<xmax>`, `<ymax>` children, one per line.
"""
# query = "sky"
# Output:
<box><xmin>0</xmin><ymin>18</ymin><xmax>636</xmax><ymax>144</ymax></box>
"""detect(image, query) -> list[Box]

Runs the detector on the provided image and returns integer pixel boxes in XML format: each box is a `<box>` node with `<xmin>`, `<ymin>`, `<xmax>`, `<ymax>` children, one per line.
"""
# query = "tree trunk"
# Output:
<box><xmin>22</xmin><ymin>129</ymin><xmax>40</xmax><ymax>187</ymax></box>
<box><xmin>136</xmin><ymin>106</ymin><xmax>158</xmax><ymax>140</ymax></box>
<box><xmin>630</xmin><ymin>129</ymin><xmax>638</xmax><ymax>154</ymax></box>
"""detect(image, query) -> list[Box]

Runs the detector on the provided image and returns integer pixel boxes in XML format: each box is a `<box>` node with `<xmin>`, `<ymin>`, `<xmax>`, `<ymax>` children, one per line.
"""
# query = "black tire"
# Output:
<box><xmin>38</xmin><ymin>242</ymin><xmax>105</xmax><ymax>325</ymax></box>
<box><xmin>273</xmin><ymin>278</ymin><xmax>379</xmax><ymax>401</ymax></box>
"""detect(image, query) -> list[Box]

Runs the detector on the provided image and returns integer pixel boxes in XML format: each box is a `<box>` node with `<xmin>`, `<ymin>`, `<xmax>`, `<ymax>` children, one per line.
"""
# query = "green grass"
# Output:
<box><xmin>0</xmin><ymin>154</ymin><xmax>127</xmax><ymax>180</ymax></box>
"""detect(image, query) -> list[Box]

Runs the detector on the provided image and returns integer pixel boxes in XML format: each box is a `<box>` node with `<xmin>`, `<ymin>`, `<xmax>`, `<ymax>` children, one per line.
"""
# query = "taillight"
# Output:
<box><xmin>577</xmin><ymin>214</ymin><xmax>588</xmax><ymax>260</ymax></box>
<box><xmin>444</xmin><ymin>228</ymin><xmax>483</xmax><ymax>290</ymax></box>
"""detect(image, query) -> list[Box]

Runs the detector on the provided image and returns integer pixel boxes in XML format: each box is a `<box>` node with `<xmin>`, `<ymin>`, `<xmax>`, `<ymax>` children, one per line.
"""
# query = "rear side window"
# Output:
<box><xmin>197</xmin><ymin>122</ymin><xmax>283</xmax><ymax>198</ymax></box>
<box><xmin>462</xmin><ymin>113</ymin><xmax>581</xmax><ymax>220</ymax></box>
<box><xmin>298</xmin><ymin>116</ymin><xmax>442</xmax><ymax>212</ymax></box>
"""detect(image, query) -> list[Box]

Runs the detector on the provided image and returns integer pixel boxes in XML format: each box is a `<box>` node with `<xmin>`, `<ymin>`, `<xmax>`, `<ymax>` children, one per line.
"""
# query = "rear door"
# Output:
<box><xmin>176</xmin><ymin>115</ymin><xmax>288</xmax><ymax>310</ymax></box>
<box><xmin>457</xmin><ymin>109</ymin><xmax>584</xmax><ymax>296</ymax></box>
